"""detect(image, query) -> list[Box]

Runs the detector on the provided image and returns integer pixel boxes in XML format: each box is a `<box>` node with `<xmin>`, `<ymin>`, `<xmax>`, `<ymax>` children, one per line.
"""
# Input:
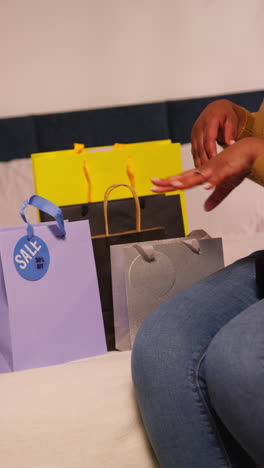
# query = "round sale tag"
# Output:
<box><xmin>13</xmin><ymin>235</ymin><xmax>50</xmax><ymax>280</ymax></box>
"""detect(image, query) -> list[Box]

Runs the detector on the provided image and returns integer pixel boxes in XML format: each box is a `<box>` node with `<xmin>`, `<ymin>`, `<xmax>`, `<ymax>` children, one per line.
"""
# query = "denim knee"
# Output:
<box><xmin>131</xmin><ymin>306</ymin><xmax>168</xmax><ymax>393</ymax></box>
<box><xmin>204</xmin><ymin>311</ymin><xmax>264</xmax><ymax>410</ymax></box>
<box><xmin>131</xmin><ymin>298</ymin><xmax>190</xmax><ymax>396</ymax></box>
<box><xmin>204</xmin><ymin>306</ymin><xmax>264</xmax><ymax>465</ymax></box>
<box><xmin>131</xmin><ymin>293</ymin><xmax>207</xmax><ymax>397</ymax></box>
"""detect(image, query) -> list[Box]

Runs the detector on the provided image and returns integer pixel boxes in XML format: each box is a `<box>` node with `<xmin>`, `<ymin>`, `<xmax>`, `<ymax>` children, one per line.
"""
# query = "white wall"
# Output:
<box><xmin>1</xmin><ymin>0</ymin><xmax>263</xmax><ymax>118</ymax></box>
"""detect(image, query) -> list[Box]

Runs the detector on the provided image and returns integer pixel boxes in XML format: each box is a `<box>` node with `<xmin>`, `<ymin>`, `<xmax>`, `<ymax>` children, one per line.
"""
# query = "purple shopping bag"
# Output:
<box><xmin>0</xmin><ymin>196</ymin><xmax>107</xmax><ymax>373</ymax></box>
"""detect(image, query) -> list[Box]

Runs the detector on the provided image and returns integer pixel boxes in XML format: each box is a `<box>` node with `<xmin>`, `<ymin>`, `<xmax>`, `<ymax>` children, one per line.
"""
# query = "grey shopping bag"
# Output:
<box><xmin>110</xmin><ymin>231</ymin><xmax>224</xmax><ymax>350</ymax></box>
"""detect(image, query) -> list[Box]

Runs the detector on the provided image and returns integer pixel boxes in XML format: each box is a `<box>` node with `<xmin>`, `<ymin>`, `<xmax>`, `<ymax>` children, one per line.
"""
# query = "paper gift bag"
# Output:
<box><xmin>110</xmin><ymin>231</ymin><xmax>224</xmax><ymax>350</ymax></box>
<box><xmin>0</xmin><ymin>195</ymin><xmax>106</xmax><ymax>373</ymax></box>
<box><xmin>31</xmin><ymin>140</ymin><xmax>172</xmax><ymax>207</ymax></box>
<box><xmin>31</xmin><ymin>141</ymin><xmax>187</xmax><ymax>232</ymax></box>
<box><xmin>40</xmin><ymin>193</ymin><xmax>186</xmax><ymax>239</ymax></box>
<box><xmin>88</xmin><ymin>139</ymin><xmax>171</xmax><ymax>152</ymax></box>
<box><xmin>91</xmin><ymin>184</ymin><xmax>166</xmax><ymax>351</ymax></box>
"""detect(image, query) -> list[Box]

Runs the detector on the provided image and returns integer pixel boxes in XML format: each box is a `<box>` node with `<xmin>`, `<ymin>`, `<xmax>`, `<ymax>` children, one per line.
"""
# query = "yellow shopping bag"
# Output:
<box><xmin>31</xmin><ymin>140</ymin><xmax>188</xmax><ymax>234</ymax></box>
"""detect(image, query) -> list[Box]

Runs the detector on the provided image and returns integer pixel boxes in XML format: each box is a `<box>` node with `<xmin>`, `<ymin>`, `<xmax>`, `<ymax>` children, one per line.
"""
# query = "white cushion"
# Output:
<box><xmin>181</xmin><ymin>143</ymin><xmax>264</xmax><ymax>237</ymax></box>
<box><xmin>0</xmin><ymin>158</ymin><xmax>38</xmax><ymax>228</ymax></box>
<box><xmin>0</xmin><ymin>351</ymin><xmax>158</xmax><ymax>468</ymax></box>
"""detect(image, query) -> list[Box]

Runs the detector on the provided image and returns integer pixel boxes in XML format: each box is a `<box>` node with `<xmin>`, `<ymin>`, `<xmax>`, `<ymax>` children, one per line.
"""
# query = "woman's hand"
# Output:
<box><xmin>151</xmin><ymin>138</ymin><xmax>264</xmax><ymax>211</ymax></box>
<box><xmin>191</xmin><ymin>99</ymin><xmax>247</xmax><ymax>167</ymax></box>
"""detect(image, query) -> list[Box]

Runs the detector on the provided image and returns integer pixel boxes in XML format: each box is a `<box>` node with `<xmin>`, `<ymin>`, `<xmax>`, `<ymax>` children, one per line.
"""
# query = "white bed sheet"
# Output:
<box><xmin>0</xmin><ymin>148</ymin><xmax>263</xmax><ymax>467</ymax></box>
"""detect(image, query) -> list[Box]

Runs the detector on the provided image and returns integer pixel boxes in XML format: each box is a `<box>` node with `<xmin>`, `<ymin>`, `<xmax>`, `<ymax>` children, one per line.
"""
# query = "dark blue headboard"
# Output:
<box><xmin>167</xmin><ymin>90</ymin><xmax>263</xmax><ymax>144</ymax></box>
<box><xmin>0</xmin><ymin>90</ymin><xmax>263</xmax><ymax>161</ymax></box>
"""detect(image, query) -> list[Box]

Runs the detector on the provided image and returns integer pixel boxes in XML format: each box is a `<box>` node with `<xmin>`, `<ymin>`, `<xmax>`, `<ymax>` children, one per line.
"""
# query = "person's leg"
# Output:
<box><xmin>132</xmin><ymin>254</ymin><xmax>260</xmax><ymax>468</ymax></box>
<box><xmin>205</xmin><ymin>299</ymin><xmax>264</xmax><ymax>467</ymax></box>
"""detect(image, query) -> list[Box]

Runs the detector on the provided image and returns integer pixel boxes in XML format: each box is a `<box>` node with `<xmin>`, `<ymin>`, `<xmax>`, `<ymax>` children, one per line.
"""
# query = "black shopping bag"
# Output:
<box><xmin>40</xmin><ymin>193</ymin><xmax>185</xmax><ymax>239</ymax></box>
<box><xmin>91</xmin><ymin>184</ymin><xmax>165</xmax><ymax>350</ymax></box>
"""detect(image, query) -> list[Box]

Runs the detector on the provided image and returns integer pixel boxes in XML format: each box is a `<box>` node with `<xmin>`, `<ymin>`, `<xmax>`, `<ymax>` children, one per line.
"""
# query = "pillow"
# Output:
<box><xmin>221</xmin><ymin>232</ymin><xmax>264</xmax><ymax>266</ymax></box>
<box><xmin>0</xmin><ymin>158</ymin><xmax>38</xmax><ymax>227</ymax></box>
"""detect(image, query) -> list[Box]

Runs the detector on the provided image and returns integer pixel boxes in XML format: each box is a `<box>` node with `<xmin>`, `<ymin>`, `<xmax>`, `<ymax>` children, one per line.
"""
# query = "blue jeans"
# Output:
<box><xmin>131</xmin><ymin>253</ymin><xmax>264</xmax><ymax>468</ymax></box>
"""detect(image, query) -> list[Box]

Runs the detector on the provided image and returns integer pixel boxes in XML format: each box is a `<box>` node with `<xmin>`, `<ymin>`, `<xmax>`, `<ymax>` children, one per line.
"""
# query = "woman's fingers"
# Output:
<box><xmin>191</xmin><ymin>128</ymin><xmax>211</xmax><ymax>166</ymax></box>
<box><xmin>151</xmin><ymin>142</ymin><xmax>251</xmax><ymax>195</ymax></box>
<box><xmin>151</xmin><ymin>169</ymin><xmax>245</xmax><ymax>211</ymax></box>
<box><xmin>150</xmin><ymin>184</ymin><xmax>181</xmax><ymax>193</ymax></box>
<box><xmin>204</xmin><ymin>175</ymin><xmax>245</xmax><ymax>211</ymax></box>
<box><xmin>203</xmin><ymin>118</ymin><xmax>219</xmax><ymax>159</ymax></box>
<box><xmin>151</xmin><ymin>167</ymin><xmax>213</xmax><ymax>192</ymax></box>
<box><xmin>190</xmin><ymin>101</ymin><xmax>242</xmax><ymax>164</ymax></box>
<box><xmin>151</xmin><ymin>137</ymin><xmax>259</xmax><ymax>210</ymax></box>
<box><xmin>223</xmin><ymin>116</ymin><xmax>237</xmax><ymax>145</ymax></box>
<box><xmin>191</xmin><ymin>143</ymin><xmax>202</xmax><ymax>168</ymax></box>
<box><xmin>196</xmin><ymin>139</ymin><xmax>210</xmax><ymax>165</ymax></box>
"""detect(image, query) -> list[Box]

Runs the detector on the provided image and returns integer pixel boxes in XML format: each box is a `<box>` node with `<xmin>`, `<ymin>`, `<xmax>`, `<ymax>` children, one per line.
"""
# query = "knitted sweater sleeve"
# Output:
<box><xmin>237</xmin><ymin>101</ymin><xmax>264</xmax><ymax>186</ymax></box>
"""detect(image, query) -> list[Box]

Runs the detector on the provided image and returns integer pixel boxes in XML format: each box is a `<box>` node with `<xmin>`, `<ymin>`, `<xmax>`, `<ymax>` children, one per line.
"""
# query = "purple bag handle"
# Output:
<box><xmin>20</xmin><ymin>195</ymin><xmax>66</xmax><ymax>240</ymax></box>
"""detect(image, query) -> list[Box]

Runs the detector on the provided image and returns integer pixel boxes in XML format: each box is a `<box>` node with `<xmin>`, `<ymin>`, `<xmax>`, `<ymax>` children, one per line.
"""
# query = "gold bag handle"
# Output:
<box><xmin>103</xmin><ymin>184</ymin><xmax>141</xmax><ymax>237</ymax></box>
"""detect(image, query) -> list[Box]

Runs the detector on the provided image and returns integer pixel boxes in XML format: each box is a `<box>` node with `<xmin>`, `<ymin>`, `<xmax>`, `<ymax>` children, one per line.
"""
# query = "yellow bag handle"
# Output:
<box><xmin>113</xmin><ymin>143</ymin><xmax>125</xmax><ymax>150</ymax></box>
<box><xmin>80</xmin><ymin>142</ymin><xmax>136</xmax><ymax>202</ymax></box>
<box><xmin>74</xmin><ymin>143</ymin><xmax>92</xmax><ymax>204</ymax></box>
<box><xmin>126</xmin><ymin>158</ymin><xmax>136</xmax><ymax>189</ymax></box>
<box><xmin>83</xmin><ymin>160</ymin><xmax>92</xmax><ymax>203</ymax></box>
<box><xmin>73</xmin><ymin>142</ymin><xmax>85</xmax><ymax>154</ymax></box>
<box><xmin>103</xmin><ymin>184</ymin><xmax>141</xmax><ymax>237</ymax></box>
<box><xmin>113</xmin><ymin>143</ymin><xmax>136</xmax><ymax>188</ymax></box>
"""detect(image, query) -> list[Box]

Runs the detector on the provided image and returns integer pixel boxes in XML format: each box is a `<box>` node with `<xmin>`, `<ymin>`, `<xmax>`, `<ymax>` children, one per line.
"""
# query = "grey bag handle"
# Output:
<box><xmin>181</xmin><ymin>238</ymin><xmax>201</xmax><ymax>254</ymax></box>
<box><xmin>181</xmin><ymin>229</ymin><xmax>212</xmax><ymax>254</ymax></box>
<box><xmin>134</xmin><ymin>244</ymin><xmax>155</xmax><ymax>262</ymax></box>
<box><xmin>134</xmin><ymin>239</ymin><xmax>201</xmax><ymax>260</ymax></box>
<box><xmin>133</xmin><ymin>229</ymin><xmax>213</xmax><ymax>261</ymax></box>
